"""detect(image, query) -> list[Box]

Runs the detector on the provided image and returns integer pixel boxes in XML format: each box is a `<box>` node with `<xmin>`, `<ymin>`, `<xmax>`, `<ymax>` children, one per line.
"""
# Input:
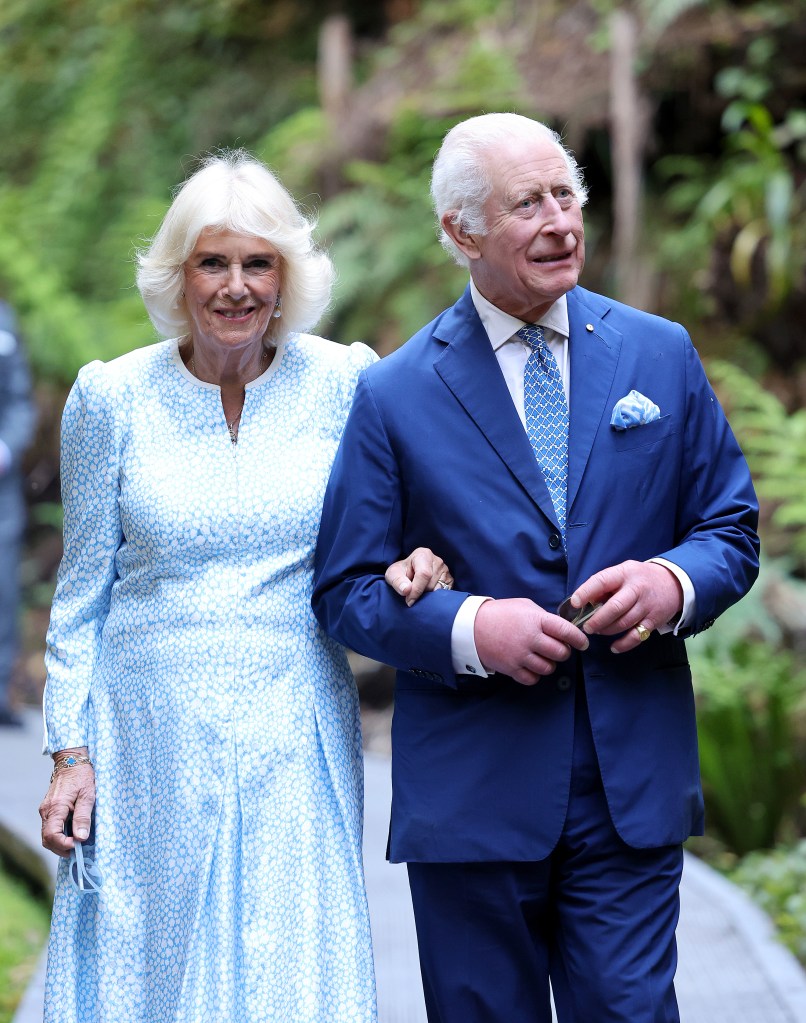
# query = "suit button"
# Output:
<box><xmin>548</xmin><ymin>533</ymin><xmax>561</xmax><ymax>550</ymax></box>
<box><xmin>556</xmin><ymin>675</ymin><xmax>571</xmax><ymax>691</ymax></box>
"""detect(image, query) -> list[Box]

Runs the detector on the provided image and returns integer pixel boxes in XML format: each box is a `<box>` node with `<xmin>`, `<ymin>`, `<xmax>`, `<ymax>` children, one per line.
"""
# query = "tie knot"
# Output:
<box><xmin>516</xmin><ymin>324</ymin><xmax>545</xmax><ymax>352</ymax></box>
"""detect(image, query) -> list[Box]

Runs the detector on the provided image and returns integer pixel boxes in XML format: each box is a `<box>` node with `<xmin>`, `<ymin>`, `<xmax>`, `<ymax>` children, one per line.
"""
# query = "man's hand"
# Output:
<box><xmin>474</xmin><ymin>598</ymin><xmax>589</xmax><ymax>685</ymax></box>
<box><xmin>385</xmin><ymin>547</ymin><xmax>454</xmax><ymax>607</ymax></box>
<box><xmin>570</xmin><ymin>561</ymin><xmax>683</xmax><ymax>654</ymax></box>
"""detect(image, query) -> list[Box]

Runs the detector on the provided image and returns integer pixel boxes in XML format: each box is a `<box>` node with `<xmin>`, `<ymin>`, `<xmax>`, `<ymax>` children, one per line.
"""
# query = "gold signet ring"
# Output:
<box><xmin>635</xmin><ymin>624</ymin><xmax>651</xmax><ymax>642</ymax></box>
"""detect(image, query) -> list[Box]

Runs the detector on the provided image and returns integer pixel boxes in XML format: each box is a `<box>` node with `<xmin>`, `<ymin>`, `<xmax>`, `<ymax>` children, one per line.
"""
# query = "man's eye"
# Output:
<box><xmin>519</xmin><ymin>198</ymin><xmax>534</xmax><ymax>208</ymax></box>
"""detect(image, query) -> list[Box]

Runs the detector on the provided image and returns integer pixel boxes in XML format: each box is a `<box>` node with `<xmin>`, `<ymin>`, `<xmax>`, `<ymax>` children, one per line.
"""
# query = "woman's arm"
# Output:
<box><xmin>40</xmin><ymin>364</ymin><xmax>123</xmax><ymax>852</ymax></box>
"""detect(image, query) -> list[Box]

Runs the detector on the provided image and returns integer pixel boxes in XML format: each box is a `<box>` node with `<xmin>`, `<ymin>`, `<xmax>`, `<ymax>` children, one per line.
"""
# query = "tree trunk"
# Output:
<box><xmin>609</xmin><ymin>8</ymin><xmax>651</xmax><ymax>309</ymax></box>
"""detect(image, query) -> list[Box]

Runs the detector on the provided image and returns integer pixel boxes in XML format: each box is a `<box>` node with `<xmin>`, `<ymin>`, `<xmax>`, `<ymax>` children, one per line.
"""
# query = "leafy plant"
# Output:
<box><xmin>315</xmin><ymin>110</ymin><xmax>468</xmax><ymax>347</ymax></box>
<box><xmin>708</xmin><ymin>359</ymin><xmax>806</xmax><ymax>566</ymax></box>
<box><xmin>691</xmin><ymin>632</ymin><xmax>806</xmax><ymax>855</ymax></box>
<box><xmin>727</xmin><ymin>841</ymin><xmax>806</xmax><ymax>965</ymax></box>
<box><xmin>656</xmin><ymin>51</ymin><xmax>806</xmax><ymax>317</ymax></box>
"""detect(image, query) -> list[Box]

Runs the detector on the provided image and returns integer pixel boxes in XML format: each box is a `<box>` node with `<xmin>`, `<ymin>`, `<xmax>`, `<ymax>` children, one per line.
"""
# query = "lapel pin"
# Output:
<box><xmin>585</xmin><ymin>323</ymin><xmax>594</xmax><ymax>332</ymax></box>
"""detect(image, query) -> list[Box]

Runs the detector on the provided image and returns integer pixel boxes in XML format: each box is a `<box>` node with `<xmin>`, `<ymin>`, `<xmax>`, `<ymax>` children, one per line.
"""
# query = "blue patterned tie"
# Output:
<box><xmin>518</xmin><ymin>324</ymin><xmax>569</xmax><ymax>543</ymax></box>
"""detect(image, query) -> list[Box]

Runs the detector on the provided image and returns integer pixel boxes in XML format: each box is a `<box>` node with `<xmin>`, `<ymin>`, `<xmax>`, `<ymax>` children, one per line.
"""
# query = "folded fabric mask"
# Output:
<box><xmin>610</xmin><ymin>390</ymin><xmax>661</xmax><ymax>431</ymax></box>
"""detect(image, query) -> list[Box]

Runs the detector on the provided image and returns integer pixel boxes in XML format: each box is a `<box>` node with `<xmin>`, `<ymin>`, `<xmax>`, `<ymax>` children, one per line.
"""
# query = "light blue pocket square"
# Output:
<box><xmin>610</xmin><ymin>390</ymin><xmax>661</xmax><ymax>431</ymax></box>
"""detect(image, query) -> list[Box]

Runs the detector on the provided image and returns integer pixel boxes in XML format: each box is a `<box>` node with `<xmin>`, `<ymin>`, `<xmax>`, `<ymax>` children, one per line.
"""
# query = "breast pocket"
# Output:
<box><xmin>609</xmin><ymin>414</ymin><xmax>676</xmax><ymax>453</ymax></box>
<box><xmin>599</xmin><ymin>415</ymin><xmax>679</xmax><ymax>510</ymax></box>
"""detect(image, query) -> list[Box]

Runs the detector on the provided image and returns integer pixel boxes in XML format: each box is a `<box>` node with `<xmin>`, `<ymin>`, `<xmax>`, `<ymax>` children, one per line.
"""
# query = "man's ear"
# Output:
<box><xmin>441</xmin><ymin>212</ymin><xmax>482</xmax><ymax>261</ymax></box>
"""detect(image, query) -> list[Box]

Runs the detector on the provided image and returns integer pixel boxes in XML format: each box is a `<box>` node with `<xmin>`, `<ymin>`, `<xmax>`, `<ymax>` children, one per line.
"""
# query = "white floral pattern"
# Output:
<box><xmin>43</xmin><ymin>335</ymin><xmax>378</xmax><ymax>1023</ymax></box>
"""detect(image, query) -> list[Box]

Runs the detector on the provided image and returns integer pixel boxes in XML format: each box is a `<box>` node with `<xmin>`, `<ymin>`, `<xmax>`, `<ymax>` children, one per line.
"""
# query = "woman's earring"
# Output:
<box><xmin>273</xmin><ymin>296</ymin><xmax>282</xmax><ymax>318</ymax></box>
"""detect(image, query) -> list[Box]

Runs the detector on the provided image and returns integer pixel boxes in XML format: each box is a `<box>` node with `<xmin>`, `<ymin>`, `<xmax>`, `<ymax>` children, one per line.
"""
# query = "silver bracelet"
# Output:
<box><xmin>50</xmin><ymin>754</ymin><xmax>94</xmax><ymax>783</ymax></box>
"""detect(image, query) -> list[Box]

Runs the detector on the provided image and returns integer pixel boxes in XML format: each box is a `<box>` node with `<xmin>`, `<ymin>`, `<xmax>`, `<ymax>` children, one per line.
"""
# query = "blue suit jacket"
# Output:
<box><xmin>313</xmin><ymin>285</ymin><xmax>759</xmax><ymax>860</ymax></box>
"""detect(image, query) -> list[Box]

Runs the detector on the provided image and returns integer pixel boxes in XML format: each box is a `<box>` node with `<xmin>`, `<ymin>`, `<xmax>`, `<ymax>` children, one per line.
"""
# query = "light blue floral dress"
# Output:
<box><xmin>43</xmin><ymin>335</ymin><xmax>379</xmax><ymax>1023</ymax></box>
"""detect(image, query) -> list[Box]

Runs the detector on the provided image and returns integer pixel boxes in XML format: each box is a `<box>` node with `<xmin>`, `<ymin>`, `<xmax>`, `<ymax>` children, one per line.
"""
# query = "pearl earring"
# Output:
<box><xmin>273</xmin><ymin>296</ymin><xmax>282</xmax><ymax>318</ymax></box>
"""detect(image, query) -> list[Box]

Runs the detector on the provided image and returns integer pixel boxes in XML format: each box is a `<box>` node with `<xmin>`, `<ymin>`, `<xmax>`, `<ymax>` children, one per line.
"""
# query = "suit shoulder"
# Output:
<box><xmin>574</xmin><ymin>286</ymin><xmax>688</xmax><ymax>341</ymax></box>
<box><xmin>364</xmin><ymin>307</ymin><xmax>454</xmax><ymax>385</ymax></box>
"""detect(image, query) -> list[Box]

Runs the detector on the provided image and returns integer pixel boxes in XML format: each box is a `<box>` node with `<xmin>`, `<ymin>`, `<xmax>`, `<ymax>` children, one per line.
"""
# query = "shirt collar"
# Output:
<box><xmin>469</xmin><ymin>279</ymin><xmax>569</xmax><ymax>353</ymax></box>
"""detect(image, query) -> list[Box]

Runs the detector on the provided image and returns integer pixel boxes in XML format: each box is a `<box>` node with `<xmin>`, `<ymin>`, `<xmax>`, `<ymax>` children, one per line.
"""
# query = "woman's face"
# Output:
<box><xmin>183</xmin><ymin>229</ymin><xmax>281</xmax><ymax>353</ymax></box>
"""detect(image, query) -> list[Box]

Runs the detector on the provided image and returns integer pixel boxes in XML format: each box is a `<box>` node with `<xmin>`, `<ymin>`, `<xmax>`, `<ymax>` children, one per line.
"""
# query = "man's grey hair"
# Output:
<box><xmin>431</xmin><ymin>113</ymin><xmax>589</xmax><ymax>267</ymax></box>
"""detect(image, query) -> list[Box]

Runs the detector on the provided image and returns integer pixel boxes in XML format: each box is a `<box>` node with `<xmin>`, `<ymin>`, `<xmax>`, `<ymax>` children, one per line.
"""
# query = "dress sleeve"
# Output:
<box><xmin>339</xmin><ymin>342</ymin><xmax>378</xmax><ymax>417</ymax></box>
<box><xmin>43</xmin><ymin>363</ymin><xmax>124</xmax><ymax>753</ymax></box>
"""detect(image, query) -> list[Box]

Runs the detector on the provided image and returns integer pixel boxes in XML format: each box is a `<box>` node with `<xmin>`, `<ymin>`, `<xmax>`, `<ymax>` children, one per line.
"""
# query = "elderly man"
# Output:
<box><xmin>0</xmin><ymin>299</ymin><xmax>35</xmax><ymax>728</ymax></box>
<box><xmin>313</xmin><ymin>113</ymin><xmax>759</xmax><ymax>1022</ymax></box>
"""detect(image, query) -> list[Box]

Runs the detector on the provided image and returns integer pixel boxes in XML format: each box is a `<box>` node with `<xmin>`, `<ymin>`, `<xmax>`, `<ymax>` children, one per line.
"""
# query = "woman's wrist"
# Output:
<box><xmin>52</xmin><ymin>746</ymin><xmax>90</xmax><ymax>763</ymax></box>
<box><xmin>50</xmin><ymin>747</ymin><xmax>93</xmax><ymax>782</ymax></box>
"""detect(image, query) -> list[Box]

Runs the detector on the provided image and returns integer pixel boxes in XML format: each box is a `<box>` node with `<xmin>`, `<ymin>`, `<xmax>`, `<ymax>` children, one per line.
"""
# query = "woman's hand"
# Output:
<box><xmin>39</xmin><ymin>749</ymin><xmax>96</xmax><ymax>858</ymax></box>
<box><xmin>385</xmin><ymin>547</ymin><xmax>454</xmax><ymax>607</ymax></box>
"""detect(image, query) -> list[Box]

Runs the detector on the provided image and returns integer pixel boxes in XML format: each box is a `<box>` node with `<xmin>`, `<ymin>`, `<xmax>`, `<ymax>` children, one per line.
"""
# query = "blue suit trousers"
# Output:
<box><xmin>407</xmin><ymin>680</ymin><xmax>683</xmax><ymax>1023</ymax></box>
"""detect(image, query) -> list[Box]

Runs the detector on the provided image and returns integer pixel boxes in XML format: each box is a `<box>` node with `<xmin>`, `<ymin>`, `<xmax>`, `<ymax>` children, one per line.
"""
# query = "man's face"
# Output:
<box><xmin>461</xmin><ymin>134</ymin><xmax>585</xmax><ymax>321</ymax></box>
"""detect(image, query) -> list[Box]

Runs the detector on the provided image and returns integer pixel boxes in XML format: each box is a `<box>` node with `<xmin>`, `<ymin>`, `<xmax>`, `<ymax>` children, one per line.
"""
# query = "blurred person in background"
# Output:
<box><xmin>37</xmin><ymin>151</ymin><xmax>451</xmax><ymax>1023</ymax></box>
<box><xmin>0</xmin><ymin>298</ymin><xmax>36</xmax><ymax>728</ymax></box>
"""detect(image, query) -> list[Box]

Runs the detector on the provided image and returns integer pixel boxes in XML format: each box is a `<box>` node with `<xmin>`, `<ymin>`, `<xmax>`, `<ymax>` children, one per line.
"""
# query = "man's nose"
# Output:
<box><xmin>541</xmin><ymin>195</ymin><xmax>575</xmax><ymax>235</ymax></box>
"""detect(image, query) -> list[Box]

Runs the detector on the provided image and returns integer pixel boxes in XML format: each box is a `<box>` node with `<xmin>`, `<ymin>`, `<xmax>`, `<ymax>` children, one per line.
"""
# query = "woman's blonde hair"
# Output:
<box><xmin>136</xmin><ymin>151</ymin><xmax>334</xmax><ymax>344</ymax></box>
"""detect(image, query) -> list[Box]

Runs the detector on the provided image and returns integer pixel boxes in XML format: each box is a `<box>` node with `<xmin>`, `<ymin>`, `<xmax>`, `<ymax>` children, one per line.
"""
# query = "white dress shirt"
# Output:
<box><xmin>449</xmin><ymin>282</ymin><xmax>695</xmax><ymax>677</ymax></box>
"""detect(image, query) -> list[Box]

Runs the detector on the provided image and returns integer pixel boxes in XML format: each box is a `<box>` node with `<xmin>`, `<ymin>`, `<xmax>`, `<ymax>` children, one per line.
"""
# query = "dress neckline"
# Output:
<box><xmin>169</xmin><ymin>336</ymin><xmax>288</xmax><ymax>391</ymax></box>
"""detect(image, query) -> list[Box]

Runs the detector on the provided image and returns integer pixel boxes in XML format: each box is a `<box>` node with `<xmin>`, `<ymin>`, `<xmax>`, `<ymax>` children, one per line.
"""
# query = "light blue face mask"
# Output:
<box><xmin>65</xmin><ymin>808</ymin><xmax>104</xmax><ymax>895</ymax></box>
<box><xmin>69</xmin><ymin>838</ymin><xmax>104</xmax><ymax>894</ymax></box>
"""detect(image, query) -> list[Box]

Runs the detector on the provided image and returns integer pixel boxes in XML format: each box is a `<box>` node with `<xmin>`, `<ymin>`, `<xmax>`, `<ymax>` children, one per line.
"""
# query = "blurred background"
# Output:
<box><xmin>1</xmin><ymin>0</ymin><xmax>805</xmax><ymax>1012</ymax></box>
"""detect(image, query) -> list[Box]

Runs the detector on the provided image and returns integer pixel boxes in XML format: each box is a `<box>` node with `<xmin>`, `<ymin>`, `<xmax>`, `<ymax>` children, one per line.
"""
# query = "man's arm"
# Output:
<box><xmin>313</xmin><ymin>372</ymin><xmax>468</xmax><ymax>686</ymax></box>
<box><xmin>313</xmin><ymin>372</ymin><xmax>588</xmax><ymax>685</ymax></box>
<box><xmin>572</xmin><ymin>332</ymin><xmax>759</xmax><ymax>649</ymax></box>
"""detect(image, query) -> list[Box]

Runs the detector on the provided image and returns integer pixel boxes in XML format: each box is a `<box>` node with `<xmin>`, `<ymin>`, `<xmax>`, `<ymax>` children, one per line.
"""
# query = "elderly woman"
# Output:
<box><xmin>38</xmin><ymin>152</ymin><xmax>451</xmax><ymax>1023</ymax></box>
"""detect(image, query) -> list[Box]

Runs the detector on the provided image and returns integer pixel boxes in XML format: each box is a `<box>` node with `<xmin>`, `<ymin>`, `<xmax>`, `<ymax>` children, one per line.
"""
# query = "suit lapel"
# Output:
<box><xmin>566</xmin><ymin>289</ymin><xmax>623</xmax><ymax>515</ymax></box>
<box><xmin>434</xmin><ymin>288</ymin><xmax>560</xmax><ymax>530</ymax></box>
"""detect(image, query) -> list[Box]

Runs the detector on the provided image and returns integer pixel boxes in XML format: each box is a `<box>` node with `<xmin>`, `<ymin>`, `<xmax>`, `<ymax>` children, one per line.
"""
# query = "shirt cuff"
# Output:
<box><xmin>649</xmin><ymin>558</ymin><xmax>696</xmax><ymax>635</ymax></box>
<box><xmin>451</xmin><ymin>595</ymin><xmax>492</xmax><ymax>677</ymax></box>
<box><xmin>0</xmin><ymin>439</ymin><xmax>10</xmax><ymax>475</ymax></box>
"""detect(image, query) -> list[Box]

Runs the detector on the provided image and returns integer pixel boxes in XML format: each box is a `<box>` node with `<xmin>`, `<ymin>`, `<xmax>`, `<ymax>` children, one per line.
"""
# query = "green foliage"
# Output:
<box><xmin>727</xmin><ymin>840</ymin><xmax>806</xmax><ymax>964</ymax></box>
<box><xmin>655</xmin><ymin>46</ymin><xmax>806</xmax><ymax>317</ymax></box>
<box><xmin>0</xmin><ymin>868</ymin><xmax>50</xmax><ymax>1023</ymax></box>
<box><xmin>0</xmin><ymin>0</ymin><xmax>325</xmax><ymax>383</ymax></box>
<box><xmin>315</xmin><ymin>110</ymin><xmax>468</xmax><ymax>346</ymax></box>
<box><xmin>708</xmin><ymin>360</ymin><xmax>806</xmax><ymax>564</ymax></box>
<box><xmin>587</xmin><ymin>0</ymin><xmax>712</xmax><ymax>51</ymax></box>
<box><xmin>691</xmin><ymin>631</ymin><xmax>806</xmax><ymax>855</ymax></box>
<box><xmin>254</xmin><ymin>108</ymin><xmax>330</xmax><ymax>198</ymax></box>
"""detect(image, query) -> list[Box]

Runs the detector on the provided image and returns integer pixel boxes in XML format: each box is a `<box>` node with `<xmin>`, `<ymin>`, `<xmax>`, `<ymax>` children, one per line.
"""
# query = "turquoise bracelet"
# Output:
<box><xmin>50</xmin><ymin>754</ymin><xmax>94</xmax><ymax>782</ymax></box>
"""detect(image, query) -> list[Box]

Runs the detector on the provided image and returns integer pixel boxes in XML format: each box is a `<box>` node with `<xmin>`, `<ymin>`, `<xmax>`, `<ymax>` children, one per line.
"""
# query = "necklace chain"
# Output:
<box><xmin>188</xmin><ymin>347</ymin><xmax>269</xmax><ymax>444</ymax></box>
